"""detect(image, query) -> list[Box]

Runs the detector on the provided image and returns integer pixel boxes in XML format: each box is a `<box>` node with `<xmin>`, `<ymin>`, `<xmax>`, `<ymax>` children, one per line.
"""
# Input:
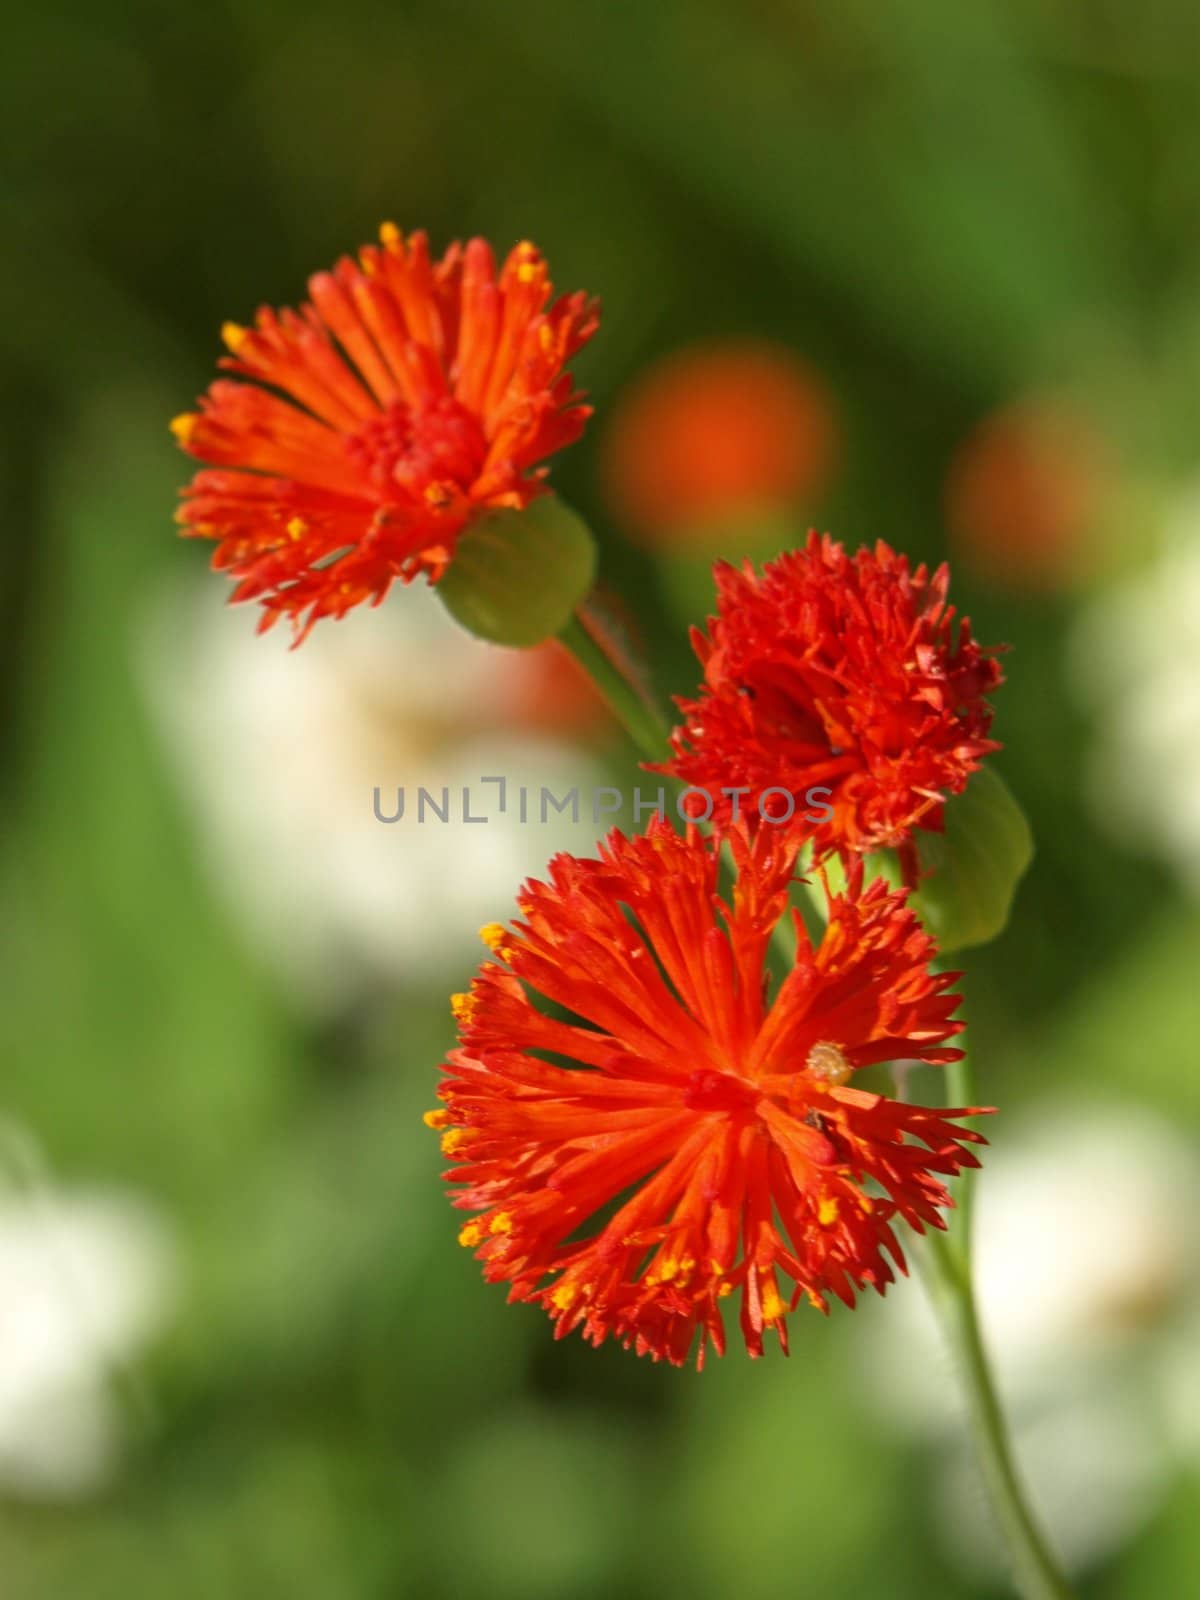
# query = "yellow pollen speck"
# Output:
<box><xmin>550</xmin><ymin>1283</ymin><xmax>577</xmax><ymax>1312</ymax></box>
<box><xmin>488</xmin><ymin>1212</ymin><xmax>514</xmax><ymax>1235</ymax></box>
<box><xmin>806</xmin><ymin>1040</ymin><xmax>853</xmax><ymax>1087</ymax></box>
<box><xmin>221</xmin><ymin>321</ymin><xmax>249</xmax><ymax>354</ymax></box>
<box><xmin>514</xmin><ymin>245</ymin><xmax>540</xmax><ymax>284</ymax></box>
<box><xmin>286</xmin><ymin>517</ymin><xmax>308</xmax><ymax>541</ymax></box>
<box><xmin>717</xmin><ymin>1281</ymin><xmax>733</xmax><ymax>1299</ymax></box>
<box><xmin>458</xmin><ymin>1219</ymin><xmax>486</xmax><ymax>1248</ymax></box>
<box><xmin>818</xmin><ymin>1197</ymin><xmax>840</xmax><ymax>1227</ymax></box>
<box><xmin>537</xmin><ymin>323</ymin><xmax>554</xmax><ymax>354</ymax></box>
<box><xmin>478</xmin><ymin>922</ymin><xmax>509</xmax><ymax>954</ymax></box>
<box><xmin>441</xmin><ymin>1128</ymin><xmax>473</xmax><ymax>1157</ymax></box>
<box><xmin>422</xmin><ymin>1108</ymin><xmax>450</xmax><ymax>1130</ymax></box>
<box><xmin>424</xmin><ymin>482</ymin><xmax>453</xmax><ymax>510</ymax></box>
<box><xmin>761</xmin><ymin>1285</ymin><xmax>787</xmax><ymax>1321</ymax></box>
<box><xmin>450</xmin><ymin>991</ymin><xmax>478</xmax><ymax>1024</ymax></box>
<box><xmin>380</xmin><ymin>221</ymin><xmax>402</xmax><ymax>248</ymax></box>
<box><xmin>169</xmin><ymin>413</ymin><xmax>197</xmax><ymax>444</ymax></box>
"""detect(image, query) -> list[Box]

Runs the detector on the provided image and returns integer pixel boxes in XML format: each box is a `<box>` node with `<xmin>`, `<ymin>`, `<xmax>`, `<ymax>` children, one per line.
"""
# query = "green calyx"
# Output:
<box><xmin>909</xmin><ymin>767</ymin><xmax>1034</xmax><ymax>952</ymax></box>
<box><xmin>804</xmin><ymin>767</ymin><xmax>1034</xmax><ymax>953</ymax></box>
<box><xmin>437</xmin><ymin>495</ymin><xmax>597</xmax><ymax>647</ymax></box>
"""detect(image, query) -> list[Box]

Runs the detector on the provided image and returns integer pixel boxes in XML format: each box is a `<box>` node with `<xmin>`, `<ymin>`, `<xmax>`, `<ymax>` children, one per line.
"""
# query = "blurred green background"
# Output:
<box><xmin>3</xmin><ymin>3</ymin><xmax>1200</xmax><ymax>1596</ymax></box>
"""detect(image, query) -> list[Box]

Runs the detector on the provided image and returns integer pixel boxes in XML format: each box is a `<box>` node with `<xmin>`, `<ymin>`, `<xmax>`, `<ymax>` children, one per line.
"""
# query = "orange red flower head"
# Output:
<box><xmin>602</xmin><ymin>340</ymin><xmax>839</xmax><ymax>543</ymax></box>
<box><xmin>431</xmin><ymin>819</ymin><xmax>986</xmax><ymax>1368</ymax></box>
<box><xmin>660</xmin><ymin>533</ymin><xmax>1003</xmax><ymax>862</ymax></box>
<box><xmin>172</xmin><ymin>226</ymin><xmax>599</xmax><ymax>639</ymax></box>
<box><xmin>945</xmin><ymin>397</ymin><xmax>1108</xmax><ymax>594</ymax></box>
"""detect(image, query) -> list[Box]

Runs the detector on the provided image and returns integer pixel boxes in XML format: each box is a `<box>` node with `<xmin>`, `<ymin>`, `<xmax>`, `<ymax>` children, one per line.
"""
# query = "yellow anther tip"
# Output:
<box><xmin>441</xmin><ymin>1128</ymin><xmax>473</xmax><ymax>1157</ymax></box>
<box><xmin>169</xmin><ymin>413</ymin><xmax>197</xmax><ymax>444</ymax></box>
<box><xmin>513</xmin><ymin>242</ymin><xmax>542</xmax><ymax>284</ymax></box>
<box><xmin>817</xmin><ymin>1197</ymin><xmax>840</xmax><ymax>1227</ymax></box>
<box><xmin>458</xmin><ymin>1219</ymin><xmax>485</xmax><ymax>1248</ymax></box>
<box><xmin>422</xmin><ymin>1108</ymin><xmax>450</xmax><ymax>1130</ymax></box>
<box><xmin>478</xmin><ymin>922</ymin><xmax>509</xmax><ymax>954</ymax></box>
<box><xmin>221</xmin><ymin>321</ymin><xmax>249</xmax><ymax>354</ymax></box>
<box><xmin>286</xmin><ymin>516</ymin><xmax>308</xmax><ymax>540</ymax></box>
<box><xmin>450</xmin><ymin>991</ymin><xmax>478</xmax><ymax>1024</ymax></box>
<box><xmin>761</xmin><ymin>1286</ymin><xmax>787</xmax><ymax>1322</ymax></box>
<box><xmin>488</xmin><ymin>1211</ymin><xmax>514</xmax><ymax>1235</ymax></box>
<box><xmin>380</xmin><ymin>221</ymin><xmax>402</xmax><ymax>248</ymax></box>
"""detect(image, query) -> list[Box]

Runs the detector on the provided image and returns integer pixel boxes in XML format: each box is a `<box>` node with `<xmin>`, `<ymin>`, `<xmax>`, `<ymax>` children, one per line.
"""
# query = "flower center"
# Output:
<box><xmin>740</xmin><ymin>674</ymin><xmax>828</xmax><ymax>748</ymax></box>
<box><xmin>682</xmin><ymin>1068</ymin><xmax>761</xmax><ymax>1117</ymax></box>
<box><xmin>346</xmin><ymin>397</ymin><xmax>487</xmax><ymax>502</ymax></box>
<box><xmin>805</xmin><ymin>1040</ymin><xmax>853</xmax><ymax>1086</ymax></box>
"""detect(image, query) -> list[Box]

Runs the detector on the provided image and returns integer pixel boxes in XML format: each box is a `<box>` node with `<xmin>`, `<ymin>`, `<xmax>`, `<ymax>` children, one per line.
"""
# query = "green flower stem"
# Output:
<box><xmin>558</xmin><ymin>609</ymin><xmax>671</xmax><ymax>762</ymax></box>
<box><xmin>944</xmin><ymin>1048</ymin><xmax>978</xmax><ymax>1256</ymax></box>
<box><xmin>924</xmin><ymin>1221</ymin><xmax>1074</xmax><ymax>1600</ymax></box>
<box><xmin>923</xmin><ymin>1044</ymin><xmax>1071</xmax><ymax>1599</ymax></box>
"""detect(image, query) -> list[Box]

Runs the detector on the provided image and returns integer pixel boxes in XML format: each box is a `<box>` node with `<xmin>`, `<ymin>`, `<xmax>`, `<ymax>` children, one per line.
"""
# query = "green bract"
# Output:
<box><xmin>908</xmin><ymin>766</ymin><xmax>1034</xmax><ymax>953</ymax></box>
<box><xmin>803</xmin><ymin>767</ymin><xmax>1033</xmax><ymax>953</ymax></box>
<box><xmin>438</xmin><ymin>495</ymin><xmax>597</xmax><ymax>647</ymax></box>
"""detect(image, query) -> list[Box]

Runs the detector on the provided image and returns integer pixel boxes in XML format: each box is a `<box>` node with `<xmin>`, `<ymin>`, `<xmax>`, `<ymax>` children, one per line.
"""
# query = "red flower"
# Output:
<box><xmin>658</xmin><ymin>533</ymin><xmax>1003</xmax><ymax>862</ymax></box>
<box><xmin>602</xmin><ymin>340</ymin><xmax>839</xmax><ymax>543</ymax></box>
<box><xmin>945</xmin><ymin>397</ymin><xmax>1109</xmax><ymax>594</ymax></box>
<box><xmin>430</xmin><ymin>820</ymin><xmax>986</xmax><ymax>1368</ymax></box>
<box><xmin>172</xmin><ymin>226</ymin><xmax>599</xmax><ymax>639</ymax></box>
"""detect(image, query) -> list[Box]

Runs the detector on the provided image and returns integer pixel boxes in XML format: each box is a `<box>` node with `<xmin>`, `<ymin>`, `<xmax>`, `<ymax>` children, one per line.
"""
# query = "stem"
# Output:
<box><xmin>925</xmin><ymin>1232</ymin><xmax>1074</xmax><ymax>1600</ymax></box>
<box><xmin>909</xmin><ymin>967</ymin><xmax>1068</xmax><ymax>1596</ymax></box>
<box><xmin>943</xmin><ymin>1048</ymin><xmax>977</xmax><ymax>1258</ymax></box>
<box><xmin>558</xmin><ymin>610</ymin><xmax>670</xmax><ymax>761</ymax></box>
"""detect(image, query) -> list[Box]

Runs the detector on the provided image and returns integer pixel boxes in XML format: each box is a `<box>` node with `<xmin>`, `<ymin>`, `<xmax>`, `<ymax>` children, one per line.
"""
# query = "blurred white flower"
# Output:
<box><xmin>0</xmin><ymin>1152</ymin><xmax>178</xmax><ymax>1500</ymax></box>
<box><xmin>1071</xmin><ymin>497</ymin><xmax>1200</xmax><ymax>894</ymax></box>
<box><xmin>854</xmin><ymin>1101</ymin><xmax>1200</xmax><ymax>1575</ymax></box>
<box><xmin>138</xmin><ymin>581</ymin><xmax>613</xmax><ymax>1011</ymax></box>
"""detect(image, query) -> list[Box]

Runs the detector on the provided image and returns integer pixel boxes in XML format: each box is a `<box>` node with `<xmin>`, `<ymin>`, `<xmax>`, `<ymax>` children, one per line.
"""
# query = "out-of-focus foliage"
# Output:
<box><xmin>2</xmin><ymin>3</ymin><xmax>1199</xmax><ymax>1596</ymax></box>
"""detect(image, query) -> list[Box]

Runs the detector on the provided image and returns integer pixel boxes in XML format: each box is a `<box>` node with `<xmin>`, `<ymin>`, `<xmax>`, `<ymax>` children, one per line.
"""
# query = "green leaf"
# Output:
<box><xmin>801</xmin><ymin>767</ymin><xmax>1034</xmax><ymax>954</ymax></box>
<box><xmin>910</xmin><ymin>767</ymin><xmax>1034</xmax><ymax>953</ymax></box>
<box><xmin>438</xmin><ymin>494</ymin><xmax>597</xmax><ymax>647</ymax></box>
